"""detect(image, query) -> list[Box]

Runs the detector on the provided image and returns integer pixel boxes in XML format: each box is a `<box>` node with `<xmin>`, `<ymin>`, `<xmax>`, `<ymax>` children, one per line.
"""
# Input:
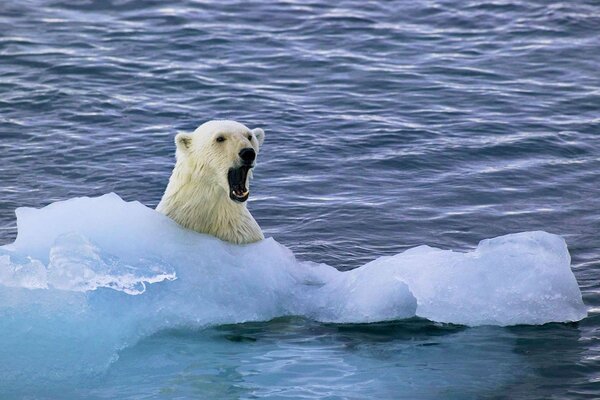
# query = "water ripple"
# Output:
<box><xmin>1</xmin><ymin>0</ymin><xmax>599</xmax><ymax>398</ymax></box>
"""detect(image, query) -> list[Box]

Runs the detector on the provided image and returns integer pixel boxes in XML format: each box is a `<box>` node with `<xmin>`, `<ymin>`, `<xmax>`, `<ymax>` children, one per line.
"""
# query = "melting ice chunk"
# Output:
<box><xmin>47</xmin><ymin>232</ymin><xmax>176</xmax><ymax>294</ymax></box>
<box><xmin>0</xmin><ymin>193</ymin><xmax>587</xmax><ymax>385</ymax></box>
<box><xmin>0</xmin><ymin>193</ymin><xmax>587</xmax><ymax>328</ymax></box>
<box><xmin>352</xmin><ymin>232</ymin><xmax>586</xmax><ymax>326</ymax></box>
<box><xmin>0</xmin><ymin>193</ymin><xmax>586</xmax><ymax>328</ymax></box>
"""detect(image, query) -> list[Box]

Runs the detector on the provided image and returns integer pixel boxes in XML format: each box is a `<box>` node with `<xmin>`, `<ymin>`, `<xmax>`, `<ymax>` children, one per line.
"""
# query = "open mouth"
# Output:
<box><xmin>228</xmin><ymin>165</ymin><xmax>252</xmax><ymax>202</ymax></box>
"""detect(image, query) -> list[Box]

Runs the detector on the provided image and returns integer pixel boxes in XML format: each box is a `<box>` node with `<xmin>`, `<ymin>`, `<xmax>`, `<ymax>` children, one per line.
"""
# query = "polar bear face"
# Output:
<box><xmin>174</xmin><ymin>120</ymin><xmax>265</xmax><ymax>203</ymax></box>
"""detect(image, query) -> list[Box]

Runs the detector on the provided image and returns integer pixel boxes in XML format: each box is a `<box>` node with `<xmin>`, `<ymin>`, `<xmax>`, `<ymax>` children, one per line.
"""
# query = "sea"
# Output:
<box><xmin>0</xmin><ymin>1</ymin><xmax>598</xmax><ymax>398</ymax></box>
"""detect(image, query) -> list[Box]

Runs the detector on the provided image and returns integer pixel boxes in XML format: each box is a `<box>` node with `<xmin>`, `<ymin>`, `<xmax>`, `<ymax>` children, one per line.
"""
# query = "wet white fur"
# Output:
<box><xmin>157</xmin><ymin>120</ymin><xmax>265</xmax><ymax>244</ymax></box>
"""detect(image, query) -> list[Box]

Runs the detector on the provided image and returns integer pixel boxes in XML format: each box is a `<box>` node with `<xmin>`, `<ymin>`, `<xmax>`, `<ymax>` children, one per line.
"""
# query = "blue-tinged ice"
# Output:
<box><xmin>0</xmin><ymin>193</ymin><xmax>586</xmax><ymax>383</ymax></box>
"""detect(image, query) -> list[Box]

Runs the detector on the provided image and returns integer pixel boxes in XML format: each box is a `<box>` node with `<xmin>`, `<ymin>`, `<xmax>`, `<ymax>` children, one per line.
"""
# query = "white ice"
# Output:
<box><xmin>0</xmin><ymin>193</ymin><xmax>587</xmax><ymax>382</ymax></box>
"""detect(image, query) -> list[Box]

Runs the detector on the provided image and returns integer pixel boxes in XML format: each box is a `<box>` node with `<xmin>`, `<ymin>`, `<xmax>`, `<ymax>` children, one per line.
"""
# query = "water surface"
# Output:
<box><xmin>1</xmin><ymin>0</ymin><xmax>599</xmax><ymax>398</ymax></box>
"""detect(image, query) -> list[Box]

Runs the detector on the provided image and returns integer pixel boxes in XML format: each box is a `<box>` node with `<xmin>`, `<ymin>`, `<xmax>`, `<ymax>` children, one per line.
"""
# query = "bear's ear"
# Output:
<box><xmin>175</xmin><ymin>132</ymin><xmax>193</xmax><ymax>152</ymax></box>
<box><xmin>252</xmin><ymin>128</ymin><xmax>265</xmax><ymax>147</ymax></box>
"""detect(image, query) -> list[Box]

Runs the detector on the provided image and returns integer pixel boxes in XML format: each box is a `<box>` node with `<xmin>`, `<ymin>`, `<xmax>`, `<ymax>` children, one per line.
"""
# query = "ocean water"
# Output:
<box><xmin>0</xmin><ymin>0</ymin><xmax>599</xmax><ymax>399</ymax></box>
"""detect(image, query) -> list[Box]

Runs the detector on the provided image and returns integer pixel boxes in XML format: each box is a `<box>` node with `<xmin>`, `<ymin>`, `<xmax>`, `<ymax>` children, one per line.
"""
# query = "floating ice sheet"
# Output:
<box><xmin>0</xmin><ymin>193</ymin><xmax>586</xmax><ymax>383</ymax></box>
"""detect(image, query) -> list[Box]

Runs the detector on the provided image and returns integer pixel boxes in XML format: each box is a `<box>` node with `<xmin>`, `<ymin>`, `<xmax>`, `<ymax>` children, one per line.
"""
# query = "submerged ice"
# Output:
<box><xmin>0</xmin><ymin>193</ymin><xmax>586</xmax><ymax>382</ymax></box>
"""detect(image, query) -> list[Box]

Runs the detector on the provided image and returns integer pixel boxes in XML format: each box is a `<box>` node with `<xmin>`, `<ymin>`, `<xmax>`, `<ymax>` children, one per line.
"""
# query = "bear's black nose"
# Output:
<box><xmin>239</xmin><ymin>148</ymin><xmax>256</xmax><ymax>164</ymax></box>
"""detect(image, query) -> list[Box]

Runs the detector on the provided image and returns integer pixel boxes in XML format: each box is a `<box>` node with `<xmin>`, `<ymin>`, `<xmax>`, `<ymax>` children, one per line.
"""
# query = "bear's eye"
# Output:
<box><xmin>216</xmin><ymin>136</ymin><xmax>225</xmax><ymax>143</ymax></box>
<box><xmin>247</xmin><ymin>134</ymin><xmax>253</xmax><ymax>141</ymax></box>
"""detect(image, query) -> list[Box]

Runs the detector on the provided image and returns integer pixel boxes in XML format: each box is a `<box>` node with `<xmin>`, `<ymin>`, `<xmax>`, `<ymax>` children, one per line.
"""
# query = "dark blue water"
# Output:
<box><xmin>1</xmin><ymin>0</ymin><xmax>599</xmax><ymax>398</ymax></box>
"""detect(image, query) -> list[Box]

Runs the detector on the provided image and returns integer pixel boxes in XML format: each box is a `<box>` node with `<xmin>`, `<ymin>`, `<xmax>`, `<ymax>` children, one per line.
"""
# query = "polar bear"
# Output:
<box><xmin>157</xmin><ymin>120</ymin><xmax>266</xmax><ymax>244</ymax></box>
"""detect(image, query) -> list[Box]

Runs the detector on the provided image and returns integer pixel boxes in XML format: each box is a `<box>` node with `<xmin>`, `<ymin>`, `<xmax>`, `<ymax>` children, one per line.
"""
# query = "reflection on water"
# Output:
<box><xmin>87</xmin><ymin>318</ymin><xmax>527</xmax><ymax>399</ymax></box>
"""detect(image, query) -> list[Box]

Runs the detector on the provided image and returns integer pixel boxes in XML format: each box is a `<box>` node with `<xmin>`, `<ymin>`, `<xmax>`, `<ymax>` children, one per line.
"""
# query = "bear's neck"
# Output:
<box><xmin>156</xmin><ymin>163</ymin><xmax>263</xmax><ymax>244</ymax></box>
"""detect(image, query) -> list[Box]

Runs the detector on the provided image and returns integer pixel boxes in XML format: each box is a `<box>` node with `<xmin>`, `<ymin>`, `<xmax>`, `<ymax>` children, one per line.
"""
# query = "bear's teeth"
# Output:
<box><xmin>232</xmin><ymin>189</ymin><xmax>248</xmax><ymax>197</ymax></box>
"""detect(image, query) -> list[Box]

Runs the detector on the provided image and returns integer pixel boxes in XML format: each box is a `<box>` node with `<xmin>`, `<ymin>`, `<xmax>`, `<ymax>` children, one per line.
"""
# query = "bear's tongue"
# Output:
<box><xmin>227</xmin><ymin>165</ymin><xmax>250</xmax><ymax>202</ymax></box>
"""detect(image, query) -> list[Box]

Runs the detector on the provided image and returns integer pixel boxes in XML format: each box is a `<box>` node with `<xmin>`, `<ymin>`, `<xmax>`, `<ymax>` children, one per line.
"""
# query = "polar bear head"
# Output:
<box><xmin>174</xmin><ymin>120</ymin><xmax>265</xmax><ymax>203</ymax></box>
